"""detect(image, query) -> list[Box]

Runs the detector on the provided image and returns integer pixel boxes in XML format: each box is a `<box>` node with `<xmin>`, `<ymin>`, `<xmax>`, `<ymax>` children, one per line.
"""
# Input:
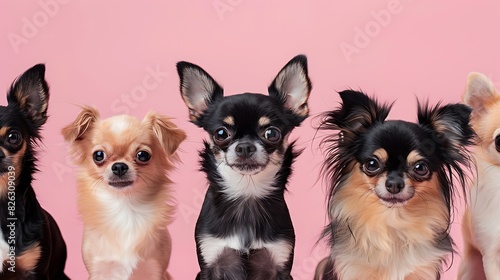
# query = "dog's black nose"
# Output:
<box><xmin>111</xmin><ymin>162</ymin><xmax>129</xmax><ymax>176</ymax></box>
<box><xmin>385</xmin><ymin>177</ymin><xmax>405</xmax><ymax>194</ymax></box>
<box><xmin>235</xmin><ymin>142</ymin><xmax>257</xmax><ymax>158</ymax></box>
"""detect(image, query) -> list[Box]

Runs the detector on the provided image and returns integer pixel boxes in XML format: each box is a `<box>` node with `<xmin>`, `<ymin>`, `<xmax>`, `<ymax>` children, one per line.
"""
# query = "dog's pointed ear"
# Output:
<box><xmin>143</xmin><ymin>112</ymin><xmax>186</xmax><ymax>160</ymax></box>
<box><xmin>8</xmin><ymin>64</ymin><xmax>50</xmax><ymax>128</ymax></box>
<box><xmin>176</xmin><ymin>61</ymin><xmax>223</xmax><ymax>124</ymax></box>
<box><xmin>321</xmin><ymin>90</ymin><xmax>391</xmax><ymax>136</ymax></box>
<box><xmin>61</xmin><ymin>106</ymin><xmax>100</xmax><ymax>143</ymax></box>
<box><xmin>418</xmin><ymin>102</ymin><xmax>474</xmax><ymax>161</ymax></box>
<box><xmin>268</xmin><ymin>55</ymin><xmax>312</xmax><ymax>119</ymax></box>
<box><xmin>464</xmin><ymin>72</ymin><xmax>498</xmax><ymax>116</ymax></box>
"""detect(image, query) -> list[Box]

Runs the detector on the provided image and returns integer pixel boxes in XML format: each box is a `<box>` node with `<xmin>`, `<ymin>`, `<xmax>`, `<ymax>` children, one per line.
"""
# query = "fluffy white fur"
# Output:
<box><xmin>214</xmin><ymin>139</ymin><xmax>286</xmax><ymax>200</ymax></box>
<box><xmin>198</xmin><ymin>235</ymin><xmax>293</xmax><ymax>268</ymax></box>
<box><xmin>0</xmin><ymin>230</ymin><xmax>7</xmax><ymax>272</ymax></box>
<box><xmin>81</xmin><ymin>189</ymin><xmax>170</xmax><ymax>280</ymax></box>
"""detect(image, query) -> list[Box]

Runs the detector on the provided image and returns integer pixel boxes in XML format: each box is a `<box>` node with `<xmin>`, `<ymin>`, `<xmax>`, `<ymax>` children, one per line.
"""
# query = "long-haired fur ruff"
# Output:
<box><xmin>62</xmin><ymin>108</ymin><xmax>186</xmax><ymax>280</ymax></box>
<box><xmin>0</xmin><ymin>64</ymin><xmax>69</xmax><ymax>279</ymax></box>
<box><xmin>458</xmin><ymin>73</ymin><xmax>500</xmax><ymax>280</ymax></box>
<box><xmin>177</xmin><ymin>55</ymin><xmax>311</xmax><ymax>280</ymax></box>
<box><xmin>315</xmin><ymin>90</ymin><xmax>474</xmax><ymax>280</ymax></box>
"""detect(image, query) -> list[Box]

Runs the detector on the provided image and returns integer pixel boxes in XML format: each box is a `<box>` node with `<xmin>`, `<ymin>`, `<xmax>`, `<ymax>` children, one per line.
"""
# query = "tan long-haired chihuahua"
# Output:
<box><xmin>62</xmin><ymin>107</ymin><xmax>186</xmax><ymax>280</ymax></box>
<box><xmin>315</xmin><ymin>90</ymin><xmax>474</xmax><ymax>280</ymax></box>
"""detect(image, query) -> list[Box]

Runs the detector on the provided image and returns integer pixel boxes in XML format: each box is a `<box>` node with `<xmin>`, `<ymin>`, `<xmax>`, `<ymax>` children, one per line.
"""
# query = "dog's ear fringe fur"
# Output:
<box><xmin>61</xmin><ymin>106</ymin><xmax>99</xmax><ymax>164</ymax></box>
<box><xmin>318</xmin><ymin>90</ymin><xmax>391</xmax><ymax>135</ymax></box>
<box><xmin>143</xmin><ymin>111</ymin><xmax>187</xmax><ymax>164</ymax></box>
<box><xmin>417</xmin><ymin>101</ymin><xmax>476</xmax><ymax>215</ymax></box>
<box><xmin>61</xmin><ymin>106</ymin><xmax>99</xmax><ymax>142</ymax></box>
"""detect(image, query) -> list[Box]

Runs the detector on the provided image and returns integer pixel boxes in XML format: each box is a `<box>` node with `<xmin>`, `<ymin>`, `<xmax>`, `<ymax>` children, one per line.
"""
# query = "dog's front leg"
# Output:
<box><xmin>82</xmin><ymin>229</ymin><xmax>137</xmax><ymax>279</ymax></box>
<box><xmin>86</xmin><ymin>260</ymin><xmax>134</xmax><ymax>280</ymax></box>
<box><xmin>247</xmin><ymin>248</ymin><xmax>293</xmax><ymax>280</ymax></box>
<box><xmin>247</xmin><ymin>241</ymin><xmax>293</xmax><ymax>280</ymax></box>
<box><xmin>482</xmin><ymin>252</ymin><xmax>500</xmax><ymax>280</ymax></box>
<box><xmin>198</xmin><ymin>247</ymin><xmax>245</xmax><ymax>280</ymax></box>
<box><xmin>458</xmin><ymin>244</ymin><xmax>486</xmax><ymax>280</ymax></box>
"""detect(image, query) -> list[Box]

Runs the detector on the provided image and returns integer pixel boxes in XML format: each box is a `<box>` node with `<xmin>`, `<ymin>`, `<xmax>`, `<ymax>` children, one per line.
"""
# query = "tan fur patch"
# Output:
<box><xmin>475</xmin><ymin>100</ymin><xmax>500</xmax><ymax>146</ymax></box>
<box><xmin>14</xmin><ymin>89</ymin><xmax>29</xmax><ymax>110</ymax></box>
<box><xmin>373</xmin><ymin>148</ymin><xmax>388</xmax><ymax>163</ymax></box>
<box><xmin>16</xmin><ymin>243</ymin><xmax>41</xmax><ymax>271</ymax></box>
<box><xmin>258</xmin><ymin>117</ymin><xmax>271</xmax><ymax>127</ymax></box>
<box><xmin>0</xmin><ymin>142</ymin><xmax>26</xmax><ymax>199</ymax></box>
<box><xmin>223</xmin><ymin>116</ymin><xmax>234</xmax><ymax>126</ymax></box>
<box><xmin>0</xmin><ymin>175</ymin><xmax>7</xmax><ymax>198</ymax></box>
<box><xmin>406</xmin><ymin>151</ymin><xmax>423</xmax><ymax>165</ymax></box>
<box><xmin>0</xmin><ymin>127</ymin><xmax>9</xmax><ymax>137</ymax></box>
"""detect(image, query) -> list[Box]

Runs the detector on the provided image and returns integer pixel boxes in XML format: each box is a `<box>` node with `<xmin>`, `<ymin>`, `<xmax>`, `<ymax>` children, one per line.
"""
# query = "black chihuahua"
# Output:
<box><xmin>0</xmin><ymin>65</ymin><xmax>68</xmax><ymax>279</ymax></box>
<box><xmin>177</xmin><ymin>55</ymin><xmax>312</xmax><ymax>280</ymax></box>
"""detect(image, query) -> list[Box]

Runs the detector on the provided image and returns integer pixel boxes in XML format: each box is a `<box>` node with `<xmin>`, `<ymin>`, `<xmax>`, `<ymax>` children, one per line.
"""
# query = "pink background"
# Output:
<box><xmin>1</xmin><ymin>1</ymin><xmax>500</xmax><ymax>279</ymax></box>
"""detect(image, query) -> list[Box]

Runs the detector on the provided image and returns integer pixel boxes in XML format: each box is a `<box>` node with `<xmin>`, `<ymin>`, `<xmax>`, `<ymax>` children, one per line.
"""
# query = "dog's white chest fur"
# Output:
<box><xmin>198</xmin><ymin>159</ymin><xmax>291</xmax><ymax>268</ymax></box>
<box><xmin>469</xmin><ymin>157</ymin><xmax>500</xmax><ymax>250</ymax></box>
<box><xmin>0</xmin><ymin>230</ymin><xmax>8</xmax><ymax>272</ymax></box>
<box><xmin>198</xmin><ymin>235</ymin><xmax>292</xmax><ymax>268</ymax></box>
<box><xmin>217</xmin><ymin>161</ymin><xmax>280</xmax><ymax>200</ymax></box>
<box><xmin>91</xmin><ymin>190</ymin><xmax>155</xmax><ymax>245</ymax></box>
<box><xmin>83</xmin><ymin>191</ymin><xmax>162</xmax><ymax>278</ymax></box>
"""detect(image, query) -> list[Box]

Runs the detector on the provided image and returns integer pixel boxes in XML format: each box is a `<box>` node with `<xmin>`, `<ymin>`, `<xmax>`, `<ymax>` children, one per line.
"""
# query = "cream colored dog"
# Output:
<box><xmin>62</xmin><ymin>107</ymin><xmax>186</xmax><ymax>279</ymax></box>
<box><xmin>459</xmin><ymin>73</ymin><xmax>500</xmax><ymax>280</ymax></box>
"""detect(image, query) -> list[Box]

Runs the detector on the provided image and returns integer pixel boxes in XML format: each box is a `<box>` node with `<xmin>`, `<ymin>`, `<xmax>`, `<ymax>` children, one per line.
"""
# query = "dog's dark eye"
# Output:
<box><xmin>136</xmin><ymin>150</ymin><xmax>151</xmax><ymax>164</ymax></box>
<box><xmin>263</xmin><ymin>127</ymin><xmax>282</xmax><ymax>143</ymax></box>
<box><xmin>362</xmin><ymin>157</ymin><xmax>382</xmax><ymax>176</ymax></box>
<box><xmin>213</xmin><ymin>127</ymin><xmax>231</xmax><ymax>145</ymax></box>
<box><xmin>413</xmin><ymin>161</ymin><xmax>430</xmax><ymax>178</ymax></box>
<box><xmin>495</xmin><ymin>135</ymin><xmax>500</xmax><ymax>152</ymax></box>
<box><xmin>93</xmin><ymin>150</ymin><xmax>106</xmax><ymax>165</ymax></box>
<box><xmin>6</xmin><ymin>131</ymin><xmax>22</xmax><ymax>147</ymax></box>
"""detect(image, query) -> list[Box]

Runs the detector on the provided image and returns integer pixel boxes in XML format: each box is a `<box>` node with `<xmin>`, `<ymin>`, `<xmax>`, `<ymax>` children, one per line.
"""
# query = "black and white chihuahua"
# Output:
<box><xmin>177</xmin><ymin>55</ymin><xmax>311</xmax><ymax>279</ymax></box>
<box><xmin>0</xmin><ymin>65</ymin><xmax>68</xmax><ymax>279</ymax></box>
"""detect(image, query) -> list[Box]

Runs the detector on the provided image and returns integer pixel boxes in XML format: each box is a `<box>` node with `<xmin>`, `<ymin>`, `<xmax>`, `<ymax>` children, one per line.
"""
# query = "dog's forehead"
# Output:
<box><xmin>96</xmin><ymin>115</ymin><xmax>152</xmax><ymax>145</ymax></box>
<box><xmin>362</xmin><ymin>121</ymin><xmax>428</xmax><ymax>161</ymax></box>
<box><xmin>105</xmin><ymin>115</ymin><xmax>136</xmax><ymax>133</ymax></box>
<box><xmin>0</xmin><ymin>105</ymin><xmax>23</xmax><ymax>128</ymax></box>
<box><xmin>214</xmin><ymin>93</ymin><xmax>282</xmax><ymax>125</ymax></box>
<box><xmin>101</xmin><ymin>115</ymin><xmax>141</xmax><ymax>133</ymax></box>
